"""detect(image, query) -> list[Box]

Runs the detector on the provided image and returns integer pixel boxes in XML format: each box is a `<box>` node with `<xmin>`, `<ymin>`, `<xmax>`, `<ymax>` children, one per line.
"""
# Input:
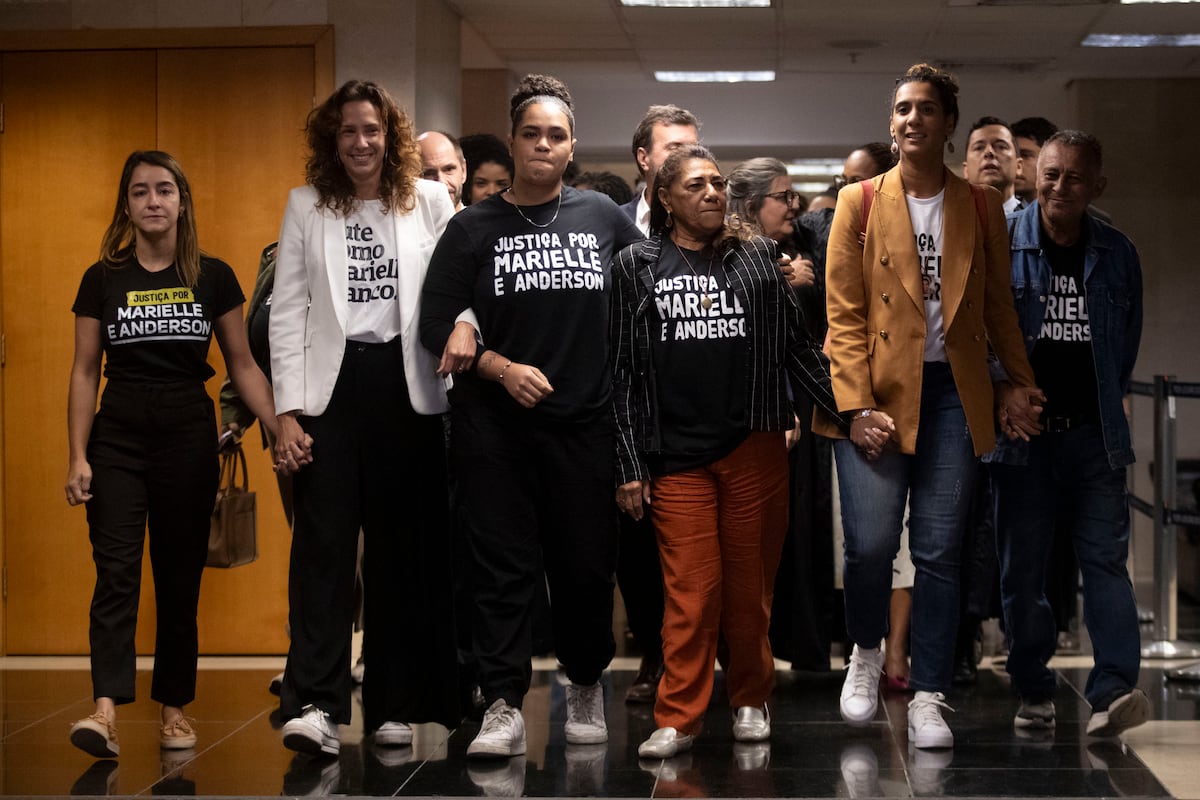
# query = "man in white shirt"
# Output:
<box><xmin>620</xmin><ymin>105</ymin><xmax>701</xmax><ymax>235</ymax></box>
<box><xmin>418</xmin><ymin>130</ymin><xmax>466</xmax><ymax>212</ymax></box>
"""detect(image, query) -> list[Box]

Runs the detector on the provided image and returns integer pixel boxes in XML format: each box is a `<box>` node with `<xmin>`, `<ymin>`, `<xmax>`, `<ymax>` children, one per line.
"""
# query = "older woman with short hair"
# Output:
<box><xmin>613</xmin><ymin>144</ymin><xmax>843</xmax><ymax>758</ymax></box>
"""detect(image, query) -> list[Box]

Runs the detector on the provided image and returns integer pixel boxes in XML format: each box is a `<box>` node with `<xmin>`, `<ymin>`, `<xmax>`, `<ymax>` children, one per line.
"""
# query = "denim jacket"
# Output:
<box><xmin>989</xmin><ymin>201</ymin><xmax>1142</xmax><ymax>469</ymax></box>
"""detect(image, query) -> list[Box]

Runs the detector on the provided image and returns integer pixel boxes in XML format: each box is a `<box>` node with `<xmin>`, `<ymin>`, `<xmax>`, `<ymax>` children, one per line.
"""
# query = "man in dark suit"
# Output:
<box><xmin>621</xmin><ymin>105</ymin><xmax>701</xmax><ymax>235</ymax></box>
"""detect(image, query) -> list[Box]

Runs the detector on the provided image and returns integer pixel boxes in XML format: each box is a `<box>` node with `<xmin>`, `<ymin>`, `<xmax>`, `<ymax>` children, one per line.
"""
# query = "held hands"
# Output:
<box><xmin>777</xmin><ymin>253</ymin><xmax>816</xmax><ymax>289</ymax></box>
<box><xmin>850</xmin><ymin>409</ymin><xmax>896</xmax><ymax>461</ymax></box>
<box><xmin>996</xmin><ymin>382</ymin><xmax>1046</xmax><ymax>441</ymax></box>
<box><xmin>616</xmin><ymin>480</ymin><xmax>651</xmax><ymax>520</ymax></box>
<box><xmin>65</xmin><ymin>458</ymin><xmax>93</xmax><ymax>506</ymax></box>
<box><xmin>437</xmin><ymin>321</ymin><xmax>478</xmax><ymax>378</ymax></box>
<box><xmin>273</xmin><ymin>413</ymin><xmax>314</xmax><ymax>475</ymax></box>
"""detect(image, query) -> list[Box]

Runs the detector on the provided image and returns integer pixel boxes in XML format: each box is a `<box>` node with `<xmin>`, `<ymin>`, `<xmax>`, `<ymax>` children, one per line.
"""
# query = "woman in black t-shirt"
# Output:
<box><xmin>421</xmin><ymin>74</ymin><xmax>642</xmax><ymax>759</ymax></box>
<box><xmin>65</xmin><ymin>150</ymin><xmax>285</xmax><ymax>759</ymax></box>
<box><xmin>611</xmin><ymin>145</ymin><xmax>841</xmax><ymax>759</ymax></box>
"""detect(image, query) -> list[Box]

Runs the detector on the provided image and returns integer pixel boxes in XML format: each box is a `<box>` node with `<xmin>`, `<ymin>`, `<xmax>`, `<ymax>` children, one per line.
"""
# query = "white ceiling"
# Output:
<box><xmin>451</xmin><ymin>0</ymin><xmax>1200</xmax><ymax>79</ymax></box>
<box><xmin>446</xmin><ymin>0</ymin><xmax>1200</xmax><ymax>168</ymax></box>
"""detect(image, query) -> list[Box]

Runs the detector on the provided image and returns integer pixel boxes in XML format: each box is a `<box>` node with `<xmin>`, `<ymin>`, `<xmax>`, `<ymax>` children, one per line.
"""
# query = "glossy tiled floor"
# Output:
<box><xmin>2</xmin><ymin>654</ymin><xmax>1198</xmax><ymax>798</ymax></box>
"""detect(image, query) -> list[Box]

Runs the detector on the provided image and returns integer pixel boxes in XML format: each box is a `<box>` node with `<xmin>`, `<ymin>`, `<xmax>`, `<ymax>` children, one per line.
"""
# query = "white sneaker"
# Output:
<box><xmin>732</xmin><ymin>705</ymin><xmax>771</xmax><ymax>741</ymax></box>
<box><xmin>565</xmin><ymin>682</ymin><xmax>608</xmax><ymax>744</ymax></box>
<box><xmin>840</xmin><ymin>644</ymin><xmax>884</xmax><ymax>724</ymax></box>
<box><xmin>1087</xmin><ymin>689</ymin><xmax>1150</xmax><ymax>737</ymax></box>
<box><xmin>907</xmin><ymin>691</ymin><xmax>954</xmax><ymax>749</ymax></box>
<box><xmin>374</xmin><ymin>721</ymin><xmax>413</xmax><ymax>746</ymax></box>
<box><xmin>638</xmin><ymin>726</ymin><xmax>694</xmax><ymax>758</ymax></box>
<box><xmin>282</xmin><ymin>705</ymin><xmax>340</xmax><ymax>756</ymax></box>
<box><xmin>468</xmin><ymin>699</ymin><xmax>526</xmax><ymax>758</ymax></box>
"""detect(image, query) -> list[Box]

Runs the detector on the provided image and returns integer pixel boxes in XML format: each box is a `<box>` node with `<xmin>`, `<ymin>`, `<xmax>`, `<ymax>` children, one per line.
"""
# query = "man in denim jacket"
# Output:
<box><xmin>989</xmin><ymin>130</ymin><xmax>1147</xmax><ymax>738</ymax></box>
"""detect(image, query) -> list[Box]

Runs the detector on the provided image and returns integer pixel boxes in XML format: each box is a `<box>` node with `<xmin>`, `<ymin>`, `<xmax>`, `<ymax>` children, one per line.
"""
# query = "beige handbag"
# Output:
<box><xmin>207</xmin><ymin>442</ymin><xmax>258</xmax><ymax>568</ymax></box>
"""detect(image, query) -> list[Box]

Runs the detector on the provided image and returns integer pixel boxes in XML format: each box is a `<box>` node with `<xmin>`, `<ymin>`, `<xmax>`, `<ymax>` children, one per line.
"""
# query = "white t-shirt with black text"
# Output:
<box><xmin>906</xmin><ymin>190</ymin><xmax>946</xmax><ymax>362</ymax></box>
<box><xmin>344</xmin><ymin>200</ymin><xmax>402</xmax><ymax>343</ymax></box>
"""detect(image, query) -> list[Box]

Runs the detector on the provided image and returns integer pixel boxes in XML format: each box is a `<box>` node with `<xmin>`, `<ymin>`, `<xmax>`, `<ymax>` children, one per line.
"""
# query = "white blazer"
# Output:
<box><xmin>270</xmin><ymin>180</ymin><xmax>456</xmax><ymax>417</ymax></box>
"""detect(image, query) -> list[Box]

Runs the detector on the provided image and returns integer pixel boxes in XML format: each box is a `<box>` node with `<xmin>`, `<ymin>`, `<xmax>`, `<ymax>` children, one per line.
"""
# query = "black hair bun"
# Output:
<box><xmin>510</xmin><ymin>74</ymin><xmax>573</xmax><ymax>118</ymax></box>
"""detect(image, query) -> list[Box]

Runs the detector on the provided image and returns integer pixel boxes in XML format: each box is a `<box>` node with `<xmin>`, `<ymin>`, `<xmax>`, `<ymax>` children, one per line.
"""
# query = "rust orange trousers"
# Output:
<box><xmin>649</xmin><ymin>431</ymin><xmax>789</xmax><ymax>734</ymax></box>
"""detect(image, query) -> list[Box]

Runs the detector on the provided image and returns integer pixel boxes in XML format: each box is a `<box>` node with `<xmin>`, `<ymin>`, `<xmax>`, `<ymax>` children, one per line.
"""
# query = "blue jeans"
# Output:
<box><xmin>836</xmin><ymin>362</ymin><xmax>978</xmax><ymax>693</ymax></box>
<box><xmin>992</xmin><ymin>424</ymin><xmax>1139</xmax><ymax>710</ymax></box>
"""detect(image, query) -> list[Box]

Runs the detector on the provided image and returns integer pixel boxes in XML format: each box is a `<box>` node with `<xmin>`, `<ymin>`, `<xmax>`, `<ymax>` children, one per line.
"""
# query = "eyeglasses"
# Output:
<box><xmin>834</xmin><ymin>175</ymin><xmax>864</xmax><ymax>190</ymax></box>
<box><xmin>765</xmin><ymin>189</ymin><xmax>801</xmax><ymax>206</ymax></box>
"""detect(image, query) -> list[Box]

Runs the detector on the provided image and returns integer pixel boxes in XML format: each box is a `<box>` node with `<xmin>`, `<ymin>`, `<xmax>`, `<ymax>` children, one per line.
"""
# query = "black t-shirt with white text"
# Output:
<box><xmin>72</xmin><ymin>255</ymin><xmax>245</xmax><ymax>383</ymax></box>
<box><xmin>1030</xmin><ymin>226</ymin><xmax>1100</xmax><ymax>421</ymax></box>
<box><xmin>648</xmin><ymin>244</ymin><xmax>748</xmax><ymax>475</ymax></box>
<box><xmin>422</xmin><ymin>186</ymin><xmax>643</xmax><ymax>421</ymax></box>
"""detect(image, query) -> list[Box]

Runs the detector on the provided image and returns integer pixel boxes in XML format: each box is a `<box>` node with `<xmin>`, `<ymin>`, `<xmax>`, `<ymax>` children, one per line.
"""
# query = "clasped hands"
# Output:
<box><xmin>273</xmin><ymin>414</ymin><xmax>314</xmax><ymax>475</ymax></box>
<box><xmin>995</xmin><ymin>381</ymin><xmax>1046</xmax><ymax>441</ymax></box>
<box><xmin>850</xmin><ymin>409</ymin><xmax>896</xmax><ymax>461</ymax></box>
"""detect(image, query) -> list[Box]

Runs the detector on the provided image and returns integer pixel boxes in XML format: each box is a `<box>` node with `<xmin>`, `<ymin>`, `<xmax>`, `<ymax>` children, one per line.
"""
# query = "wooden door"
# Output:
<box><xmin>1</xmin><ymin>41</ymin><xmax>322</xmax><ymax>654</ymax></box>
<box><xmin>156</xmin><ymin>46</ymin><xmax>312</xmax><ymax>653</ymax></box>
<box><xmin>0</xmin><ymin>50</ymin><xmax>157</xmax><ymax>654</ymax></box>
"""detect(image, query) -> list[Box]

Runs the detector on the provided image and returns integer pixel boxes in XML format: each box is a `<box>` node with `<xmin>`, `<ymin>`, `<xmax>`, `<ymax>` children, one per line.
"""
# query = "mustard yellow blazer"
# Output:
<box><xmin>813</xmin><ymin>165</ymin><xmax>1035</xmax><ymax>457</ymax></box>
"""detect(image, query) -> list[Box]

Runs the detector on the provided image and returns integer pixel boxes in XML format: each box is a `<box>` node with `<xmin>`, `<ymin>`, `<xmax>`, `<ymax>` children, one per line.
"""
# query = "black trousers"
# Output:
<box><xmin>280</xmin><ymin>340</ymin><xmax>460</xmax><ymax>730</ymax></box>
<box><xmin>452</xmin><ymin>400</ymin><xmax>618</xmax><ymax>708</ymax></box>
<box><xmin>770</xmin><ymin>404</ymin><xmax>836</xmax><ymax>671</ymax></box>
<box><xmin>85</xmin><ymin>380</ymin><xmax>218</xmax><ymax>707</ymax></box>
<box><xmin>616</xmin><ymin>513</ymin><xmax>663</xmax><ymax>659</ymax></box>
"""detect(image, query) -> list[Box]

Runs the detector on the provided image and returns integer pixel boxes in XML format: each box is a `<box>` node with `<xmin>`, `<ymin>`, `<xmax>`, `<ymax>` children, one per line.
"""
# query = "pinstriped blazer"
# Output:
<box><xmin>610</xmin><ymin>233</ymin><xmax>844</xmax><ymax>486</ymax></box>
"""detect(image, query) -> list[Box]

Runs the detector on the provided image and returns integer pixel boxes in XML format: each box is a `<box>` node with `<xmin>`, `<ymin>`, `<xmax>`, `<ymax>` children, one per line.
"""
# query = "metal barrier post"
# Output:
<box><xmin>1142</xmin><ymin>374</ymin><xmax>1200</xmax><ymax>658</ymax></box>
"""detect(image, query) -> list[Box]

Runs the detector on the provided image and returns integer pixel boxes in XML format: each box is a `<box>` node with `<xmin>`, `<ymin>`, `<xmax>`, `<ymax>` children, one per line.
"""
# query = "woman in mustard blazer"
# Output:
<box><xmin>817</xmin><ymin>64</ymin><xmax>1041</xmax><ymax>750</ymax></box>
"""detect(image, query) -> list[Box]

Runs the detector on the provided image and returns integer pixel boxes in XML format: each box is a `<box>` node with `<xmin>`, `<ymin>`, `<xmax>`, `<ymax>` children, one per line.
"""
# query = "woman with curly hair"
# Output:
<box><xmin>422</xmin><ymin>74</ymin><xmax>641</xmax><ymax>759</ymax></box>
<box><xmin>271</xmin><ymin>79</ymin><xmax>465</xmax><ymax>756</ymax></box>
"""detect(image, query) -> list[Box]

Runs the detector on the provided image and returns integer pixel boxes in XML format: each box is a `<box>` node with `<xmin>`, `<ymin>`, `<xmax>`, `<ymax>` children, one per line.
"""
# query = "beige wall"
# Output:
<box><xmin>1071</xmin><ymin>79</ymin><xmax>1200</xmax><ymax>592</ymax></box>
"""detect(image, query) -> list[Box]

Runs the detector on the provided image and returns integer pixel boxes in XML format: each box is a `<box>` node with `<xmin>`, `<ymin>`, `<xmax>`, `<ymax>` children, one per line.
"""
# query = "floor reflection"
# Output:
<box><xmin>2</xmin><ymin>662</ymin><xmax>1191</xmax><ymax>797</ymax></box>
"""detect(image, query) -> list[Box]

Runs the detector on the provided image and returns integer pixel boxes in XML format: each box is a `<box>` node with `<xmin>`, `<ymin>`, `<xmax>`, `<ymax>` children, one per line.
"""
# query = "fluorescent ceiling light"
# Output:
<box><xmin>1083</xmin><ymin>33</ymin><xmax>1200</xmax><ymax>46</ymax></box>
<box><xmin>622</xmin><ymin>0</ymin><xmax>770</xmax><ymax>6</ymax></box>
<box><xmin>786</xmin><ymin>159</ymin><xmax>846</xmax><ymax>176</ymax></box>
<box><xmin>1121</xmin><ymin>0</ymin><xmax>1200</xmax><ymax>4</ymax></box>
<box><xmin>655</xmin><ymin>70</ymin><xmax>775</xmax><ymax>82</ymax></box>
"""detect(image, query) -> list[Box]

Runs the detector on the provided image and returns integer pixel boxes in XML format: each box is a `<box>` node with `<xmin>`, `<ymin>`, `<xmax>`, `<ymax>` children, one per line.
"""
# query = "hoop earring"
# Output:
<box><xmin>666</xmin><ymin>210</ymin><xmax>674</xmax><ymax>229</ymax></box>
<box><xmin>890</xmin><ymin>137</ymin><xmax>899</xmax><ymax>156</ymax></box>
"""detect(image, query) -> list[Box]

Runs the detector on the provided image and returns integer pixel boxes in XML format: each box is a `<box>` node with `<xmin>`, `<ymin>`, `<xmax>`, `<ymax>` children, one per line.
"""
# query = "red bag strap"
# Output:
<box><xmin>860</xmin><ymin>178</ymin><xmax>988</xmax><ymax>245</ymax></box>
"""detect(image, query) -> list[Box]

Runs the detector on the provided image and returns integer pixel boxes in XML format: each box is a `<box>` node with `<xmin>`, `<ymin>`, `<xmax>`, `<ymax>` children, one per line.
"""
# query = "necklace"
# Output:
<box><xmin>673</xmin><ymin>239</ymin><xmax>716</xmax><ymax>309</ymax></box>
<box><xmin>506</xmin><ymin>188</ymin><xmax>562</xmax><ymax>229</ymax></box>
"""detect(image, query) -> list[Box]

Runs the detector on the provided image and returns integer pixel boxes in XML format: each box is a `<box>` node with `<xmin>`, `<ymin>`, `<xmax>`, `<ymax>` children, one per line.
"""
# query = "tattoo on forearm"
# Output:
<box><xmin>479</xmin><ymin>352</ymin><xmax>497</xmax><ymax>376</ymax></box>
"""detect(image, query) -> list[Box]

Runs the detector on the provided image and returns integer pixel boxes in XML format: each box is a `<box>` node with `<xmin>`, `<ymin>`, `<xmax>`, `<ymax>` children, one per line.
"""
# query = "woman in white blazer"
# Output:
<box><xmin>269</xmin><ymin>80</ymin><xmax>467</xmax><ymax>757</ymax></box>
